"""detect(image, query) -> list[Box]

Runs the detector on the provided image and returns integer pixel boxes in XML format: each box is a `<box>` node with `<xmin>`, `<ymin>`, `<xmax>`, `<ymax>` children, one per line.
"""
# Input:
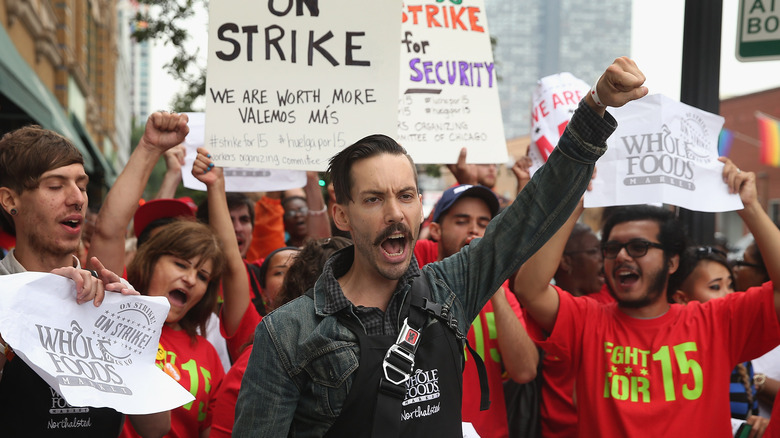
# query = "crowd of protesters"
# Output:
<box><xmin>1</xmin><ymin>56</ymin><xmax>780</xmax><ymax>438</ymax></box>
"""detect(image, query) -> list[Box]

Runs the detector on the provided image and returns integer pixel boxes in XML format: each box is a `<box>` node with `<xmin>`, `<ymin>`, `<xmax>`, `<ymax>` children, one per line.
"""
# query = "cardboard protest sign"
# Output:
<box><xmin>181</xmin><ymin>112</ymin><xmax>306</xmax><ymax>192</ymax></box>
<box><xmin>397</xmin><ymin>0</ymin><xmax>507</xmax><ymax>164</ymax></box>
<box><xmin>528</xmin><ymin>72</ymin><xmax>590</xmax><ymax>175</ymax></box>
<box><xmin>0</xmin><ymin>272</ymin><xmax>194</xmax><ymax>414</ymax></box>
<box><xmin>205</xmin><ymin>0</ymin><xmax>401</xmax><ymax>171</ymax></box>
<box><xmin>584</xmin><ymin>94</ymin><xmax>743</xmax><ymax>212</ymax></box>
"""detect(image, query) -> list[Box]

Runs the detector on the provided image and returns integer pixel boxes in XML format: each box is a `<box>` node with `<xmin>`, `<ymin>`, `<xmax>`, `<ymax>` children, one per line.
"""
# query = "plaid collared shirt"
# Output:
<box><xmin>320</xmin><ymin>246</ymin><xmax>421</xmax><ymax>336</ymax></box>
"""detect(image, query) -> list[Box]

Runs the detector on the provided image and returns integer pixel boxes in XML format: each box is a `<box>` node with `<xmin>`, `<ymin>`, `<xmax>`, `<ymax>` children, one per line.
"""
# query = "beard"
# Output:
<box><xmin>26</xmin><ymin>219</ymin><xmax>80</xmax><ymax>261</ymax></box>
<box><xmin>608</xmin><ymin>257</ymin><xmax>671</xmax><ymax>309</ymax></box>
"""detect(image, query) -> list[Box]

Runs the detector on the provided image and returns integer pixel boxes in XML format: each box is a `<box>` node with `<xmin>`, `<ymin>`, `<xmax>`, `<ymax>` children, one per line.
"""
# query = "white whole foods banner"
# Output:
<box><xmin>0</xmin><ymin>272</ymin><xmax>194</xmax><ymax>414</ymax></box>
<box><xmin>584</xmin><ymin>94</ymin><xmax>743</xmax><ymax>212</ymax></box>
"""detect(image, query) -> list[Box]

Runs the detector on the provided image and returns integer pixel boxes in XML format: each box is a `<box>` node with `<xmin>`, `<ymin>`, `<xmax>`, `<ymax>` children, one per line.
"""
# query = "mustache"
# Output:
<box><xmin>373</xmin><ymin>223</ymin><xmax>411</xmax><ymax>246</ymax></box>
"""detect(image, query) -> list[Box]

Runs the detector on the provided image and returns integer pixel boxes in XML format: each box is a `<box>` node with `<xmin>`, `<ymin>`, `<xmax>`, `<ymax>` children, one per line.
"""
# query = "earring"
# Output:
<box><xmin>9</xmin><ymin>208</ymin><xmax>17</xmax><ymax>216</ymax></box>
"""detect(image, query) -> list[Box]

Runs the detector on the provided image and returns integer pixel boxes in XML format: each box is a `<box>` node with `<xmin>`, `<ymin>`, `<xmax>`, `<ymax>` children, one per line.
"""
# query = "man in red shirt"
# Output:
<box><xmin>513</xmin><ymin>159</ymin><xmax>780</xmax><ymax>436</ymax></box>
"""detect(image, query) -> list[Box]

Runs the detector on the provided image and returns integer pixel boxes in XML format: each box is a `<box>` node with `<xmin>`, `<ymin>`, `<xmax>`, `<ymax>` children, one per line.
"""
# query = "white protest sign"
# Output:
<box><xmin>584</xmin><ymin>94</ymin><xmax>743</xmax><ymax>212</ymax></box>
<box><xmin>205</xmin><ymin>0</ymin><xmax>401</xmax><ymax>171</ymax></box>
<box><xmin>397</xmin><ymin>0</ymin><xmax>506</xmax><ymax>164</ymax></box>
<box><xmin>181</xmin><ymin>112</ymin><xmax>306</xmax><ymax>192</ymax></box>
<box><xmin>0</xmin><ymin>272</ymin><xmax>194</xmax><ymax>414</ymax></box>
<box><xmin>528</xmin><ymin>72</ymin><xmax>590</xmax><ymax>175</ymax></box>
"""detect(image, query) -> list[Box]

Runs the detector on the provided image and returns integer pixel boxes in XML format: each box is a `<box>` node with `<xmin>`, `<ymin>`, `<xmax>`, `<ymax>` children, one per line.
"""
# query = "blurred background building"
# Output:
<box><xmin>0</xmin><ymin>0</ymin><xmax>152</xmax><ymax>199</ymax></box>
<box><xmin>485</xmin><ymin>0</ymin><xmax>633</xmax><ymax>139</ymax></box>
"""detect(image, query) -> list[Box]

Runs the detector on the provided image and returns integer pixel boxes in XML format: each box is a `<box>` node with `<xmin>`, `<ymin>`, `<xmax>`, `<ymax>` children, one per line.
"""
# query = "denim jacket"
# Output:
<box><xmin>233</xmin><ymin>100</ymin><xmax>616</xmax><ymax>437</ymax></box>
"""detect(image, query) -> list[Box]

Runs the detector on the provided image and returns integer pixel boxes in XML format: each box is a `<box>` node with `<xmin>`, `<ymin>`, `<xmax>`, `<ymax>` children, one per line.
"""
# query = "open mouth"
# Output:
<box><xmin>168</xmin><ymin>289</ymin><xmax>188</xmax><ymax>306</ymax></box>
<box><xmin>381</xmin><ymin>233</ymin><xmax>407</xmax><ymax>257</ymax></box>
<box><xmin>62</xmin><ymin>219</ymin><xmax>80</xmax><ymax>229</ymax></box>
<box><xmin>375</xmin><ymin>224</ymin><xmax>411</xmax><ymax>259</ymax></box>
<box><xmin>615</xmin><ymin>268</ymin><xmax>640</xmax><ymax>288</ymax></box>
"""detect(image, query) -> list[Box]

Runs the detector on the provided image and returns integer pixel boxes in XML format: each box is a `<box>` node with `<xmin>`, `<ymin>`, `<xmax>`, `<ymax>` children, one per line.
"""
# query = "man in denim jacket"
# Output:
<box><xmin>234</xmin><ymin>57</ymin><xmax>648</xmax><ymax>437</ymax></box>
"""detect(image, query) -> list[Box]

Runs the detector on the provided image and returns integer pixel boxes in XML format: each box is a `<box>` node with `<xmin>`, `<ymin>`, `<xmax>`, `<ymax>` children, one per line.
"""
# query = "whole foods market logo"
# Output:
<box><xmin>36</xmin><ymin>301</ymin><xmax>157</xmax><ymax>395</ymax></box>
<box><xmin>619</xmin><ymin>113</ymin><xmax>714</xmax><ymax>191</ymax></box>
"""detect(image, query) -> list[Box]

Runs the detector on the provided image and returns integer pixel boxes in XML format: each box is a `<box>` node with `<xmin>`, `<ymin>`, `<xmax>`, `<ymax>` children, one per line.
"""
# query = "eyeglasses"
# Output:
<box><xmin>283</xmin><ymin>207</ymin><xmax>309</xmax><ymax>219</ymax></box>
<box><xmin>564</xmin><ymin>247</ymin><xmax>601</xmax><ymax>257</ymax></box>
<box><xmin>695</xmin><ymin>246</ymin><xmax>727</xmax><ymax>258</ymax></box>
<box><xmin>602</xmin><ymin>239</ymin><xmax>664</xmax><ymax>259</ymax></box>
<box><xmin>733</xmin><ymin>259</ymin><xmax>765</xmax><ymax>270</ymax></box>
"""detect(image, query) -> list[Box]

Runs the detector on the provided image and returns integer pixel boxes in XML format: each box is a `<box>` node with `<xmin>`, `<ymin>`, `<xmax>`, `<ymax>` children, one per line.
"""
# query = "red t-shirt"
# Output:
<box><xmin>121</xmin><ymin>326</ymin><xmax>225</xmax><ymax>437</ymax></box>
<box><xmin>210</xmin><ymin>344</ymin><xmax>253</xmax><ymax>438</ymax></box>
<box><xmin>527</xmin><ymin>282</ymin><xmax>780</xmax><ymax>437</ymax></box>
<box><xmin>585</xmin><ymin>282</ymin><xmax>616</xmax><ymax>304</ymax></box>
<box><xmin>413</xmin><ymin>238</ymin><xmax>438</xmax><ymax>266</ymax></box>
<box><xmin>220</xmin><ymin>302</ymin><xmax>262</xmax><ymax>363</ymax></box>
<box><xmin>540</xmin><ymin>284</ymin><xmax>615</xmax><ymax>438</ymax></box>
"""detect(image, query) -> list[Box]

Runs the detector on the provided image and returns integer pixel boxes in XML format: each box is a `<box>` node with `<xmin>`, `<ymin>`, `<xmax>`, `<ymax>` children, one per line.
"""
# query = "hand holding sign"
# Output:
<box><xmin>50</xmin><ymin>257</ymin><xmax>136</xmax><ymax>307</ymax></box>
<box><xmin>719</xmin><ymin>157</ymin><xmax>758</xmax><ymax>204</ymax></box>
<box><xmin>587</xmin><ymin>57</ymin><xmax>649</xmax><ymax>114</ymax></box>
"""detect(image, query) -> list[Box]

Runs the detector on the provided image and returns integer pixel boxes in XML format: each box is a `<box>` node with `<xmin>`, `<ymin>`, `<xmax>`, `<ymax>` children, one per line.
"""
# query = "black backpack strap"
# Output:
<box><xmin>372</xmin><ymin>276</ymin><xmax>491</xmax><ymax>438</ymax></box>
<box><xmin>408</xmin><ymin>279</ymin><xmax>491</xmax><ymax>411</ymax></box>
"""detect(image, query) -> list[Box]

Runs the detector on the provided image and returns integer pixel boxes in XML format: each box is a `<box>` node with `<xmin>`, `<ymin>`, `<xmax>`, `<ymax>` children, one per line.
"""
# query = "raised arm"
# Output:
<box><xmin>303</xmin><ymin>171</ymin><xmax>331</xmax><ymax>240</ymax></box>
<box><xmin>192</xmin><ymin>148</ymin><xmax>250</xmax><ymax>337</ymax></box>
<box><xmin>492</xmin><ymin>289</ymin><xmax>538</xmax><ymax>382</ymax></box>
<box><xmin>155</xmin><ymin>144</ymin><xmax>186</xmax><ymax>199</ymax></box>
<box><xmin>513</xmin><ymin>202</ymin><xmax>584</xmax><ymax>333</ymax></box>
<box><xmin>88</xmin><ymin>112</ymin><xmax>189</xmax><ymax>274</ymax></box>
<box><xmin>430</xmin><ymin>57</ymin><xmax>647</xmax><ymax>330</ymax></box>
<box><xmin>720</xmin><ymin>157</ymin><xmax>780</xmax><ymax>321</ymax></box>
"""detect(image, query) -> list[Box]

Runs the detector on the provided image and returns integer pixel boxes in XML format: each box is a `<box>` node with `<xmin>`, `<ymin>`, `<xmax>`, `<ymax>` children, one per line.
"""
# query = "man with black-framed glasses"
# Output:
<box><xmin>511</xmin><ymin>158</ymin><xmax>780</xmax><ymax>436</ymax></box>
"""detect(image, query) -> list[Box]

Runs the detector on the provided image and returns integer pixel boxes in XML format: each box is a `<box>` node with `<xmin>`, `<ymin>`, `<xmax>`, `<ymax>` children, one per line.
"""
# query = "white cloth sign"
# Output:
<box><xmin>584</xmin><ymin>94</ymin><xmax>743</xmax><ymax>212</ymax></box>
<box><xmin>0</xmin><ymin>272</ymin><xmax>194</xmax><ymax>414</ymax></box>
<box><xmin>528</xmin><ymin>72</ymin><xmax>590</xmax><ymax>175</ymax></box>
<box><xmin>204</xmin><ymin>0</ymin><xmax>401</xmax><ymax>171</ymax></box>
<box><xmin>181</xmin><ymin>112</ymin><xmax>306</xmax><ymax>192</ymax></box>
<box><xmin>397</xmin><ymin>0</ymin><xmax>507</xmax><ymax>164</ymax></box>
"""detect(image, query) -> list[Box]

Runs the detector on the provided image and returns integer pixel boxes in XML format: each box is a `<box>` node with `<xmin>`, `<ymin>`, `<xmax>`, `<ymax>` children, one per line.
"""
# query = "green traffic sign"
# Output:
<box><xmin>737</xmin><ymin>0</ymin><xmax>780</xmax><ymax>61</ymax></box>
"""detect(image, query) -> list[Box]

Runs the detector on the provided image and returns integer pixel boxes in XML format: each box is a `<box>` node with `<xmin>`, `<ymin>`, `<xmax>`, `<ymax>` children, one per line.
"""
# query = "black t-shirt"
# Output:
<box><xmin>0</xmin><ymin>356</ymin><xmax>123</xmax><ymax>437</ymax></box>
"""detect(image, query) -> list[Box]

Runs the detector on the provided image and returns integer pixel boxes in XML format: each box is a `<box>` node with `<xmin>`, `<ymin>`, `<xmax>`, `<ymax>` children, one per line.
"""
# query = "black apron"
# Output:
<box><xmin>325</xmin><ymin>313</ymin><xmax>464</xmax><ymax>437</ymax></box>
<box><xmin>0</xmin><ymin>356</ymin><xmax>123</xmax><ymax>437</ymax></box>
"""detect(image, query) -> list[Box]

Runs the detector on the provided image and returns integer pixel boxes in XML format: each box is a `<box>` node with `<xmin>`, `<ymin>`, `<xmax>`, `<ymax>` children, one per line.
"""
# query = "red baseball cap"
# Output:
<box><xmin>133</xmin><ymin>198</ymin><xmax>197</xmax><ymax>238</ymax></box>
